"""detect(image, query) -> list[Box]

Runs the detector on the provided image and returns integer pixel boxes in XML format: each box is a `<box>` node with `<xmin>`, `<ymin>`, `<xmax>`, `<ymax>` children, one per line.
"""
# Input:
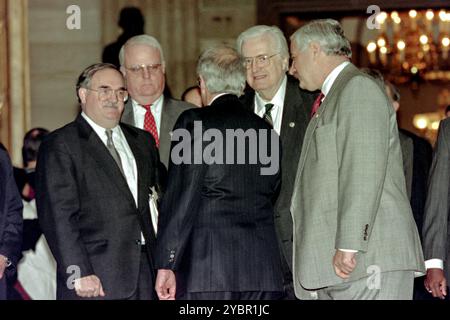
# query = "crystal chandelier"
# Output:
<box><xmin>366</xmin><ymin>9</ymin><xmax>450</xmax><ymax>84</ymax></box>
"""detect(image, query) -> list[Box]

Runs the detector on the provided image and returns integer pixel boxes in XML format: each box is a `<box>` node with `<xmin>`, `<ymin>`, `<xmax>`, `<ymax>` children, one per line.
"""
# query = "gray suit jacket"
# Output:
<box><xmin>121</xmin><ymin>96</ymin><xmax>194</xmax><ymax>168</ymax></box>
<box><xmin>290</xmin><ymin>63</ymin><xmax>425</xmax><ymax>299</ymax></box>
<box><xmin>423</xmin><ymin>118</ymin><xmax>450</xmax><ymax>282</ymax></box>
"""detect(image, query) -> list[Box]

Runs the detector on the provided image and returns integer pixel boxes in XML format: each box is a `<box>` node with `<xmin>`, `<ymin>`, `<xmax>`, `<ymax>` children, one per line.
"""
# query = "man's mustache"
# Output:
<box><xmin>103</xmin><ymin>102</ymin><xmax>119</xmax><ymax>108</ymax></box>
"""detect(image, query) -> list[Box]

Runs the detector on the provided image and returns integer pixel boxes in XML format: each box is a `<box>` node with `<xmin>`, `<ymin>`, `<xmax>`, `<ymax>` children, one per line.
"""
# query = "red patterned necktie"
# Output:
<box><xmin>310</xmin><ymin>92</ymin><xmax>325</xmax><ymax>118</ymax></box>
<box><xmin>142</xmin><ymin>104</ymin><xmax>159</xmax><ymax>148</ymax></box>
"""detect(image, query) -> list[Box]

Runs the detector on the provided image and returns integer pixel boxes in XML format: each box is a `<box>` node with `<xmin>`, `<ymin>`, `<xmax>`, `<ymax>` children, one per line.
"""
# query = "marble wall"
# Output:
<box><xmin>28</xmin><ymin>0</ymin><xmax>256</xmax><ymax>132</ymax></box>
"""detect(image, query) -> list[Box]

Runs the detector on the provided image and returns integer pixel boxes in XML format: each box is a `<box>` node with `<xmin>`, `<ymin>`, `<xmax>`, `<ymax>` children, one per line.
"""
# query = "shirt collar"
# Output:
<box><xmin>209</xmin><ymin>92</ymin><xmax>230</xmax><ymax>105</ymax></box>
<box><xmin>255</xmin><ymin>75</ymin><xmax>287</xmax><ymax>113</ymax></box>
<box><xmin>81</xmin><ymin>111</ymin><xmax>120</xmax><ymax>143</ymax></box>
<box><xmin>131</xmin><ymin>94</ymin><xmax>164</xmax><ymax>113</ymax></box>
<box><xmin>321</xmin><ymin>61</ymin><xmax>350</xmax><ymax>97</ymax></box>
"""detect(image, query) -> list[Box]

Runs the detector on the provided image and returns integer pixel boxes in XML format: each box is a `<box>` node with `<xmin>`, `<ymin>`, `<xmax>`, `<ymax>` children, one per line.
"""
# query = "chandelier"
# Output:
<box><xmin>366</xmin><ymin>9</ymin><xmax>450</xmax><ymax>84</ymax></box>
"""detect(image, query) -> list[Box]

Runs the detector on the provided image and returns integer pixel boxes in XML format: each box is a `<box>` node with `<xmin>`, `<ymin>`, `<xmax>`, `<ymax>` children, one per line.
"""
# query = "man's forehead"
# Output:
<box><xmin>242</xmin><ymin>35</ymin><xmax>274</xmax><ymax>54</ymax></box>
<box><xmin>91</xmin><ymin>68</ymin><xmax>125</xmax><ymax>87</ymax></box>
<box><xmin>125</xmin><ymin>44</ymin><xmax>161</xmax><ymax>60</ymax></box>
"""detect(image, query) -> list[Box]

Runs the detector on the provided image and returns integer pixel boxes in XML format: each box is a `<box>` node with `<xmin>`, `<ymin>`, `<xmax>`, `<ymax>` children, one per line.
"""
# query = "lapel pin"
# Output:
<box><xmin>289</xmin><ymin>122</ymin><xmax>295</xmax><ymax>128</ymax></box>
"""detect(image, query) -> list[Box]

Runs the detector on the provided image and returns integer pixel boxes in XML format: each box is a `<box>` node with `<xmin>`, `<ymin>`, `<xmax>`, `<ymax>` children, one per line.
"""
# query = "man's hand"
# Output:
<box><xmin>0</xmin><ymin>255</ymin><xmax>7</xmax><ymax>279</ymax></box>
<box><xmin>424</xmin><ymin>268</ymin><xmax>447</xmax><ymax>299</ymax></box>
<box><xmin>73</xmin><ymin>275</ymin><xmax>105</xmax><ymax>298</ymax></box>
<box><xmin>333</xmin><ymin>250</ymin><xmax>357</xmax><ymax>279</ymax></box>
<box><xmin>155</xmin><ymin>269</ymin><xmax>176</xmax><ymax>300</ymax></box>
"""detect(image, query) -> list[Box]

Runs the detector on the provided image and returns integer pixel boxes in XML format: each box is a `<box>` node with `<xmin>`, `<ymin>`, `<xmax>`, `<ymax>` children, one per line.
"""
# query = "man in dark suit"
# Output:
<box><xmin>236</xmin><ymin>25</ymin><xmax>317</xmax><ymax>299</ymax></box>
<box><xmin>0</xmin><ymin>148</ymin><xmax>23</xmax><ymax>300</ymax></box>
<box><xmin>119</xmin><ymin>34</ymin><xmax>194</xmax><ymax>169</ymax></box>
<box><xmin>35</xmin><ymin>63</ymin><xmax>163</xmax><ymax>300</ymax></box>
<box><xmin>422</xmin><ymin>117</ymin><xmax>450</xmax><ymax>300</ymax></box>
<box><xmin>154</xmin><ymin>46</ymin><xmax>284</xmax><ymax>300</ymax></box>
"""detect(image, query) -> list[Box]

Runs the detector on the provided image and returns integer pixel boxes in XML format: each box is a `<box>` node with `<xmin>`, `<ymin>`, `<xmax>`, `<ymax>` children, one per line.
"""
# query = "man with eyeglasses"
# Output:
<box><xmin>35</xmin><ymin>63</ymin><xmax>164</xmax><ymax>300</ymax></box>
<box><xmin>236</xmin><ymin>25</ymin><xmax>317</xmax><ymax>299</ymax></box>
<box><xmin>119</xmin><ymin>35</ymin><xmax>194</xmax><ymax>170</ymax></box>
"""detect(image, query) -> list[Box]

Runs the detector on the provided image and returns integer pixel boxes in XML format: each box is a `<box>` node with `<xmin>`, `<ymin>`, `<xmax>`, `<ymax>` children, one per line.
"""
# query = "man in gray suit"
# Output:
<box><xmin>237</xmin><ymin>25</ymin><xmax>317</xmax><ymax>299</ymax></box>
<box><xmin>422</xmin><ymin>117</ymin><xmax>450</xmax><ymax>300</ymax></box>
<box><xmin>119</xmin><ymin>35</ymin><xmax>194</xmax><ymax>168</ymax></box>
<box><xmin>289</xmin><ymin>19</ymin><xmax>425</xmax><ymax>300</ymax></box>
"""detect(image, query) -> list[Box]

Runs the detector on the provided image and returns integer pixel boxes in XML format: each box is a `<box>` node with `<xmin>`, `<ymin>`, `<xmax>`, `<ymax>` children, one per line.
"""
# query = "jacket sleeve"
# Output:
<box><xmin>0</xmin><ymin>151</ymin><xmax>23</xmax><ymax>269</ymax></box>
<box><xmin>154</xmin><ymin>110</ymin><xmax>205</xmax><ymax>270</ymax></box>
<box><xmin>334</xmin><ymin>76</ymin><xmax>391</xmax><ymax>252</ymax></box>
<box><xmin>35</xmin><ymin>138</ymin><xmax>94</xmax><ymax>279</ymax></box>
<box><xmin>422</xmin><ymin>119</ymin><xmax>450</xmax><ymax>261</ymax></box>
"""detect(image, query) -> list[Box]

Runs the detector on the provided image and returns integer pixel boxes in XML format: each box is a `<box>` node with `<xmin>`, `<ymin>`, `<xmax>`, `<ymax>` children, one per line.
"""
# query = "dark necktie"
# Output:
<box><xmin>105</xmin><ymin>129</ymin><xmax>124</xmax><ymax>176</ymax></box>
<box><xmin>142</xmin><ymin>104</ymin><xmax>160</xmax><ymax>148</ymax></box>
<box><xmin>263</xmin><ymin>103</ymin><xmax>275</xmax><ymax>127</ymax></box>
<box><xmin>310</xmin><ymin>93</ymin><xmax>325</xmax><ymax>118</ymax></box>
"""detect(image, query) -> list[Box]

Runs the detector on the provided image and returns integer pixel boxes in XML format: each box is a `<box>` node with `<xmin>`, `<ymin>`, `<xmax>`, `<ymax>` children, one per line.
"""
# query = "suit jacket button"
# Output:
<box><xmin>135</xmin><ymin>239</ymin><xmax>141</xmax><ymax>245</ymax></box>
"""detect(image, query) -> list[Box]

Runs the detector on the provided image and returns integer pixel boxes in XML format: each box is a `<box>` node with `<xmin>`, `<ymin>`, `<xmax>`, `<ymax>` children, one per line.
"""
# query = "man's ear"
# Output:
<box><xmin>198</xmin><ymin>76</ymin><xmax>206</xmax><ymax>92</ymax></box>
<box><xmin>282</xmin><ymin>57</ymin><xmax>289</xmax><ymax>72</ymax></box>
<box><xmin>78</xmin><ymin>87</ymin><xmax>87</xmax><ymax>105</ymax></box>
<box><xmin>393</xmin><ymin>101</ymin><xmax>400</xmax><ymax>112</ymax></box>
<box><xmin>120</xmin><ymin>66</ymin><xmax>126</xmax><ymax>76</ymax></box>
<box><xmin>310</xmin><ymin>42</ymin><xmax>322</xmax><ymax>58</ymax></box>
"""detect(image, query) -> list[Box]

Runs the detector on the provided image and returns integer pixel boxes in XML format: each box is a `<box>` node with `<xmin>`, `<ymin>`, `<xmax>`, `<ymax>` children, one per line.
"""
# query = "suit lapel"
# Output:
<box><xmin>280</xmin><ymin>78</ymin><xmax>308</xmax><ymax>137</ymax></box>
<box><xmin>121</xmin><ymin>125</ymin><xmax>151</xmax><ymax>212</ymax></box>
<box><xmin>296</xmin><ymin>64</ymin><xmax>357</xmax><ymax>178</ymax></box>
<box><xmin>76</xmin><ymin>115</ymin><xmax>136</xmax><ymax>207</ymax></box>
<box><xmin>121</xmin><ymin>124</ymin><xmax>158</xmax><ymax>243</ymax></box>
<box><xmin>121</xmin><ymin>99</ymin><xmax>135</xmax><ymax>126</ymax></box>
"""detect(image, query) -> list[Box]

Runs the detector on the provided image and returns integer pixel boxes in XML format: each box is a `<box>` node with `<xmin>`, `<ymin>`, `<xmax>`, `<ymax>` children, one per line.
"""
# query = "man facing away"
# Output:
<box><xmin>119</xmin><ymin>35</ymin><xmax>194</xmax><ymax>169</ymax></box>
<box><xmin>36</xmin><ymin>63</ymin><xmax>164</xmax><ymax>299</ymax></box>
<box><xmin>154</xmin><ymin>46</ymin><xmax>284</xmax><ymax>300</ymax></box>
<box><xmin>0</xmin><ymin>148</ymin><xmax>23</xmax><ymax>300</ymax></box>
<box><xmin>422</xmin><ymin>117</ymin><xmax>450</xmax><ymax>300</ymax></box>
<box><xmin>236</xmin><ymin>25</ymin><xmax>317</xmax><ymax>299</ymax></box>
<box><xmin>289</xmin><ymin>19</ymin><xmax>425</xmax><ymax>300</ymax></box>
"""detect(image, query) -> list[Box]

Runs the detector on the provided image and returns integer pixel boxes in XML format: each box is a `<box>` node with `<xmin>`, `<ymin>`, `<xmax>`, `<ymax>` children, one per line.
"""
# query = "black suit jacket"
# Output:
<box><xmin>240</xmin><ymin>75</ymin><xmax>316</xmax><ymax>278</ymax></box>
<box><xmin>155</xmin><ymin>94</ymin><xmax>283</xmax><ymax>295</ymax></box>
<box><xmin>0</xmin><ymin>149</ymin><xmax>23</xmax><ymax>300</ymax></box>
<box><xmin>400</xmin><ymin>128</ymin><xmax>432</xmax><ymax>239</ymax></box>
<box><xmin>35</xmin><ymin>115</ymin><xmax>163</xmax><ymax>300</ymax></box>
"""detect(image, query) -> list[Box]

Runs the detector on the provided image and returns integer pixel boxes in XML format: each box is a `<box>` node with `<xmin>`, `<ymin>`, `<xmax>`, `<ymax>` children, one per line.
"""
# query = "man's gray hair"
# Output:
<box><xmin>76</xmin><ymin>62</ymin><xmax>119</xmax><ymax>103</ymax></box>
<box><xmin>119</xmin><ymin>34</ymin><xmax>165</xmax><ymax>66</ymax></box>
<box><xmin>197</xmin><ymin>46</ymin><xmax>246</xmax><ymax>96</ymax></box>
<box><xmin>236</xmin><ymin>25</ymin><xmax>289</xmax><ymax>62</ymax></box>
<box><xmin>290</xmin><ymin>19</ymin><xmax>352</xmax><ymax>58</ymax></box>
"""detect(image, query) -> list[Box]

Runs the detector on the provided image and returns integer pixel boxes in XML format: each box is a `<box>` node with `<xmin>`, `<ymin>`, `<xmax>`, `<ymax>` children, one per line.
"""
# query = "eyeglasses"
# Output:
<box><xmin>242</xmin><ymin>53</ymin><xmax>280</xmax><ymax>69</ymax></box>
<box><xmin>84</xmin><ymin>87</ymin><xmax>128</xmax><ymax>102</ymax></box>
<box><xmin>125</xmin><ymin>64</ymin><xmax>162</xmax><ymax>75</ymax></box>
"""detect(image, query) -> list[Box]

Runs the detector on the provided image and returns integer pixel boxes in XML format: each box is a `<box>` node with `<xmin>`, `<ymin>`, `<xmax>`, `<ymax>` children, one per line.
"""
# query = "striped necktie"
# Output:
<box><xmin>263</xmin><ymin>103</ymin><xmax>275</xmax><ymax>127</ymax></box>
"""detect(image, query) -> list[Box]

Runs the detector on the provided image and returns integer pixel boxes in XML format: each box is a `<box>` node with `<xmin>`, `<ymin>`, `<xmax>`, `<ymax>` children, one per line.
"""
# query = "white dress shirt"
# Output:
<box><xmin>81</xmin><ymin>112</ymin><xmax>146</xmax><ymax>243</ymax></box>
<box><xmin>425</xmin><ymin>259</ymin><xmax>444</xmax><ymax>270</ymax></box>
<box><xmin>131</xmin><ymin>94</ymin><xmax>164</xmax><ymax>134</ymax></box>
<box><xmin>254</xmin><ymin>75</ymin><xmax>287</xmax><ymax>135</ymax></box>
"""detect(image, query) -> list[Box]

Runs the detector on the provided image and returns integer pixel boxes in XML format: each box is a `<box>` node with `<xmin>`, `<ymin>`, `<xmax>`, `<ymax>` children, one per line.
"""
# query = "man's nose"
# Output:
<box><xmin>142</xmin><ymin>66</ymin><xmax>151</xmax><ymax>79</ymax></box>
<box><xmin>109</xmin><ymin>91</ymin><xmax>119</xmax><ymax>102</ymax></box>
<box><xmin>251</xmin><ymin>59</ymin><xmax>259</xmax><ymax>72</ymax></box>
